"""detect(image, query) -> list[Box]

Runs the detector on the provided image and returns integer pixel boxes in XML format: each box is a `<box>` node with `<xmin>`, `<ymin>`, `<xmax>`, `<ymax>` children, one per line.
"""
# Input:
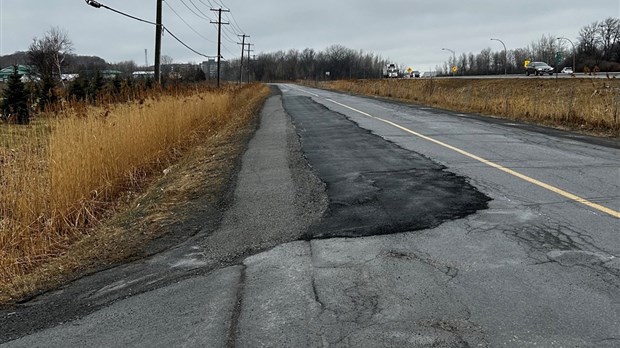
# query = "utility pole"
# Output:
<box><xmin>245</xmin><ymin>43</ymin><xmax>254</xmax><ymax>83</ymax></box>
<box><xmin>211</xmin><ymin>8</ymin><xmax>229</xmax><ymax>88</ymax></box>
<box><xmin>249</xmin><ymin>54</ymin><xmax>256</xmax><ymax>83</ymax></box>
<box><xmin>155</xmin><ymin>0</ymin><xmax>163</xmax><ymax>83</ymax></box>
<box><xmin>237</xmin><ymin>34</ymin><xmax>249</xmax><ymax>84</ymax></box>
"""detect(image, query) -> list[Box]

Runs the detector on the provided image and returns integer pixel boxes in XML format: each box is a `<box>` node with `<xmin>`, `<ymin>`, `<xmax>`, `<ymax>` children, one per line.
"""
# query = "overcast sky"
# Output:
<box><xmin>1</xmin><ymin>0</ymin><xmax>618</xmax><ymax>69</ymax></box>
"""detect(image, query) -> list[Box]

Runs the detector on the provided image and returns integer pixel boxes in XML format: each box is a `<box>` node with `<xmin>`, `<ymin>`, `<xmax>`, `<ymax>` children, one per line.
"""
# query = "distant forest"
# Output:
<box><xmin>0</xmin><ymin>51</ymin><xmax>140</xmax><ymax>75</ymax></box>
<box><xmin>224</xmin><ymin>46</ymin><xmax>390</xmax><ymax>81</ymax></box>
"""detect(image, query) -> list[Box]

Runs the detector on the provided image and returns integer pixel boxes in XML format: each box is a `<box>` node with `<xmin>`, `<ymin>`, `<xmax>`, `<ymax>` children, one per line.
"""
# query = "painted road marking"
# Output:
<box><xmin>292</xmin><ymin>86</ymin><xmax>320</xmax><ymax>97</ymax></box>
<box><xmin>325</xmin><ymin>98</ymin><xmax>620</xmax><ymax>219</ymax></box>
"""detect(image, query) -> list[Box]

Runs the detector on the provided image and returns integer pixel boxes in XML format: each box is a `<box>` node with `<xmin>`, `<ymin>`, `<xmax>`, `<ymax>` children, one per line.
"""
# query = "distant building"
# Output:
<box><xmin>163</xmin><ymin>63</ymin><xmax>198</xmax><ymax>79</ymax></box>
<box><xmin>201</xmin><ymin>59</ymin><xmax>227</xmax><ymax>79</ymax></box>
<box><xmin>0</xmin><ymin>65</ymin><xmax>35</xmax><ymax>82</ymax></box>
<box><xmin>201</xmin><ymin>59</ymin><xmax>216</xmax><ymax>79</ymax></box>
<box><xmin>61</xmin><ymin>73</ymin><xmax>79</xmax><ymax>82</ymax></box>
<box><xmin>101</xmin><ymin>70</ymin><xmax>123</xmax><ymax>79</ymax></box>
<box><xmin>132</xmin><ymin>71</ymin><xmax>155</xmax><ymax>79</ymax></box>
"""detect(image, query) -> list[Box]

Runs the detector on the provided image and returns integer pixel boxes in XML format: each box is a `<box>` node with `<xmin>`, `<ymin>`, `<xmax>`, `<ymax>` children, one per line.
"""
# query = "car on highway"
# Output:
<box><xmin>560</xmin><ymin>67</ymin><xmax>574</xmax><ymax>74</ymax></box>
<box><xmin>525</xmin><ymin>61</ymin><xmax>554</xmax><ymax>76</ymax></box>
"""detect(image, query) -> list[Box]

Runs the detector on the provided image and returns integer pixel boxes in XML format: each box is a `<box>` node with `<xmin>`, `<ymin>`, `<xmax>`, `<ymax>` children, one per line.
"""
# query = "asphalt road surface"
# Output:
<box><xmin>416</xmin><ymin>72</ymin><xmax>620</xmax><ymax>79</ymax></box>
<box><xmin>1</xmin><ymin>84</ymin><xmax>619</xmax><ymax>347</ymax></box>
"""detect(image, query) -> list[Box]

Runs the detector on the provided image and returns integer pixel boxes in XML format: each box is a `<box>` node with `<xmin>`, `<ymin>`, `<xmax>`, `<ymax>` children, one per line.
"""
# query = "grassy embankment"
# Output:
<box><xmin>322</xmin><ymin>78</ymin><xmax>620</xmax><ymax>136</ymax></box>
<box><xmin>0</xmin><ymin>83</ymin><xmax>270</xmax><ymax>303</ymax></box>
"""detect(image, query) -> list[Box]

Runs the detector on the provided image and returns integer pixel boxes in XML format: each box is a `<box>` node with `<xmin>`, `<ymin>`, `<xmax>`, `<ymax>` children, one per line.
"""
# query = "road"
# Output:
<box><xmin>2</xmin><ymin>84</ymin><xmax>619</xmax><ymax>347</ymax></box>
<box><xmin>413</xmin><ymin>72</ymin><xmax>619</xmax><ymax>79</ymax></box>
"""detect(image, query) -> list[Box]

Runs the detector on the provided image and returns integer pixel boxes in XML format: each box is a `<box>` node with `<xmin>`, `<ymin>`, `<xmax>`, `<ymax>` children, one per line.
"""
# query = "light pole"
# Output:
<box><xmin>490</xmin><ymin>38</ymin><xmax>507</xmax><ymax>75</ymax></box>
<box><xmin>557</xmin><ymin>37</ymin><xmax>576</xmax><ymax>73</ymax></box>
<box><xmin>442</xmin><ymin>48</ymin><xmax>456</xmax><ymax>76</ymax></box>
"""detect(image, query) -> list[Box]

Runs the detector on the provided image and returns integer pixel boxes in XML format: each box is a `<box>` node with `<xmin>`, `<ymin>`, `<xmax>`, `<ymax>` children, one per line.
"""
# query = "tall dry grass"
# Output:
<box><xmin>325</xmin><ymin>78</ymin><xmax>620</xmax><ymax>134</ymax></box>
<box><xmin>0</xmin><ymin>84</ymin><xmax>269</xmax><ymax>284</ymax></box>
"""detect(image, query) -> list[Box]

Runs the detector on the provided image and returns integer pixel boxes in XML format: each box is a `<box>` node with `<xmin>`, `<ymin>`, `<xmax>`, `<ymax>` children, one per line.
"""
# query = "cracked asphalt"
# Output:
<box><xmin>2</xmin><ymin>84</ymin><xmax>620</xmax><ymax>347</ymax></box>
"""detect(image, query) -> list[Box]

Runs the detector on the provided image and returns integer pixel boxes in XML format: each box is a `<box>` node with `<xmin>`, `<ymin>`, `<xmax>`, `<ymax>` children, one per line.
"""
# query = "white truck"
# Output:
<box><xmin>382</xmin><ymin>63</ymin><xmax>400</xmax><ymax>78</ymax></box>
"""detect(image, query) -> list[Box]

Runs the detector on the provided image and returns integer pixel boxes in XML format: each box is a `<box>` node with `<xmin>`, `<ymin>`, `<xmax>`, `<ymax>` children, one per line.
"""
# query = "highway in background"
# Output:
<box><xmin>414</xmin><ymin>72</ymin><xmax>620</xmax><ymax>79</ymax></box>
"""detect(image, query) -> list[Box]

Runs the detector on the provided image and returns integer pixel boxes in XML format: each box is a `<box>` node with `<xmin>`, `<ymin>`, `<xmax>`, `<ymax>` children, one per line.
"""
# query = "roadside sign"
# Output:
<box><xmin>451</xmin><ymin>66</ymin><xmax>458</xmax><ymax>73</ymax></box>
<box><xmin>406</xmin><ymin>67</ymin><xmax>413</xmax><ymax>74</ymax></box>
<box><xmin>555</xmin><ymin>52</ymin><xmax>563</xmax><ymax>65</ymax></box>
<box><xmin>524</xmin><ymin>60</ymin><xmax>530</xmax><ymax>67</ymax></box>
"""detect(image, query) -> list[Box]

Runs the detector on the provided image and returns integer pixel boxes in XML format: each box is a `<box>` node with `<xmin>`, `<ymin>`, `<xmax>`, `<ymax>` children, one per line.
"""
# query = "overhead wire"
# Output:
<box><xmin>164</xmin><ymin>0</ymin><xmax>215</xmax><ymax>43</ymax></box>
<box><xmin>216</xmin><ymin>0</ymin><xmax>244</xmax><ymax>34</ymax></box>
<box><xmin>225</xmin><ymin>12</ymin><xmax>244</xmax><ymax>35</ymax></box>
<box><xmin>84</xmin><ymin>0</ymin><xmax>214</xmax><ymax>58</ymax></box>
<box><xmin>186</xmin><ymin>0</ymin><xmax>212</xmax><ymax>20</ymax></box>
<box><xmin>85</xmin><ymin>0</ymin><xmax>246</xmax><ymax>60</ymax></box>
<box><xmin>176</xmin><ymin>0</ymin><xmax>210</xmax><ymax>21</ymax></box>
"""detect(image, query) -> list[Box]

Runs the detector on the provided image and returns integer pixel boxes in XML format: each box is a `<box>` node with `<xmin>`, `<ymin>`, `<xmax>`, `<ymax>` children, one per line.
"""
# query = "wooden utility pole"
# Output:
<box><xmin>155</xmin><ymin>0</ymin><xmax>163</xmax><ymax>83</ymax></box>
<box><xmin>238</xmin><ymin>34</ymin><xmax>249</xmax><ymax>84</ymax></box>
<box><xmin>210</xmin><ymin>8</ymin><xmax>229</xmax><ymax>88</ymax></box>
<box><xmin>245</xmin><ymin>43</ymin><xmax>254</xmax><ymax>83</ymax></box>
<box><xmin>249</xmin><ymin>54</ymin><xmax>256</xmax><ymax>83</ymax></box>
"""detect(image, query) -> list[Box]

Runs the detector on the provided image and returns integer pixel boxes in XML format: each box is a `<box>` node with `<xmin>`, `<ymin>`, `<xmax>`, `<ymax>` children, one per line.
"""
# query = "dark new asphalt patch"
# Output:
<box><xmin>283</xmin><ymin>95</ymin><xmax>490</xmax><ymax>239</ymax></box>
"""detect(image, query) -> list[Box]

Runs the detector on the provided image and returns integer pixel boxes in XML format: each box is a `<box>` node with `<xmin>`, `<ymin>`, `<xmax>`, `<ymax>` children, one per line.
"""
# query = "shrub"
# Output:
<box><xmin>1</xmin><ymin>66</ymin><xmax>30</xmax><ymax>124</ymax></box>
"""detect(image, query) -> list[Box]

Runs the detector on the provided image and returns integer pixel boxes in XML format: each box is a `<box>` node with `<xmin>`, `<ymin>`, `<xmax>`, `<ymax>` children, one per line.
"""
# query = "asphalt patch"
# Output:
<box><xmin>283</xmin><ymin>95</ymin><xmax>490</xmax><ymax>239</ymax></box>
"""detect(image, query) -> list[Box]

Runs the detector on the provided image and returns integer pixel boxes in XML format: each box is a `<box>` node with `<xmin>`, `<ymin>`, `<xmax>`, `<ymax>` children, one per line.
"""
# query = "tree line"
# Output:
<box><xmin>222</xmin><ymin>45</ymin><xmax>390</xmax><ymax>82</ymax></box>
<box><xmin>440</xmin><ymin>17</ymin><xmax>620</xmax><ymax>75</ymax></box>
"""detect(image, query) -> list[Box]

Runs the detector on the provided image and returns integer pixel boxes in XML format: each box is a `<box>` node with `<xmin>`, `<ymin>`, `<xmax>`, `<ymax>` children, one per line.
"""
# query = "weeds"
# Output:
<box><xmin>0</xmin><ymin>83</ymin><xmax>269</xmax><ymax>288</ymax></box>
<box><xmin>324</xmin><ymin>78</ymin><xmax>620</xmax><ymax>135</ymax></box>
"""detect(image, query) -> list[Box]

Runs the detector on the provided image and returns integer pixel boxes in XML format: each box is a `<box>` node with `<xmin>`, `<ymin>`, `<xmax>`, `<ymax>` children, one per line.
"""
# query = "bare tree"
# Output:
<box><xmin>109</xmin><ymin>60</ymin><xmax>138</xmax><ymax>74</ymax></box>
<box><xmin>160</xmin><ymin>55</ymin><xmax>174</xmax><ymax>77</ymax></box>
<box><xmin>578</xmin><ymin>21</ymin><xmax>599</xmax><ymax>57</ymax></box>
<box><xmin>28</xmin><ymin>27</ymin><xmax>73</xmax><ymax>84</ymax></box>
<box><xmin>161</xmin><ymin>55</ymin><xmax>174</xmax><ymax>66</ymax></box>
<box><xmin>597</xmin><ymin>17</ymin><xmax>620</xmax><ymax>61</ymax></box>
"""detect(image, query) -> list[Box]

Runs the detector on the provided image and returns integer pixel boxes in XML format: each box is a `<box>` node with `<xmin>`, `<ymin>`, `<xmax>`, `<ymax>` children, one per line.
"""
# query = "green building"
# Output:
<box><xmin>0</xmin><ymin>65</ymin><xmax>35</xmax><ymax>82</ymax></box>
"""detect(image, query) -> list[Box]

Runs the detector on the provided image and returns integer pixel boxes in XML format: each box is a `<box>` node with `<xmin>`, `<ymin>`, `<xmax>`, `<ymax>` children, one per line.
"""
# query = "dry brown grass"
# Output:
<box><xmin>0</xmin><ymin>83</ymin><xmax>270</xmax><ymax>303</ymax></box>
<box><xmin>322</xmin><ymin>78</ymin><xmax>620</xmax><ymax>136</ymax></box>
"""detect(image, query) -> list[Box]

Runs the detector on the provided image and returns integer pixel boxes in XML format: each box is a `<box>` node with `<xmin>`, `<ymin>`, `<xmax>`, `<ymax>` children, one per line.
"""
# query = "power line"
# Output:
<box><xmin>199</xmin><ymin>0</ymin><xmax>243</xmax><ymax>35</ymax></box>
<box><xmin>222</xmin><ymin>22</ymin><xmax>240</xmax><ymax>37</ymax></box>
<box><xmin>85</xmin><ymin>0</ymin><xmax>158</xmax><ymax>26</ymax></box>
<box><xmin>176</xmin><ymin>0</ymin><xmax>210</xmax><ymax>21</ymax></box>
<box><xmin>163</xmin><ymin>27</ymin><xmax>213</xmax><ymax>59</ymax></box>
<box><xmin>164</xmin><ymin>0</ymin><xmax>215</xmax><ymax>43</ymax></box>
<box><xmin>85</xmin><ymin>0</ymin><xmax>214</xmax><ymax>60</ymax></box>
<box><xmin>223</xmin><ymin>10</ymin><xmax>244</xmax><ymax>34</ymax></box>
<box><xmin>187</xmin><ymin>0</ymin><xmax>212</xmax><ymax>20</ymax></box>
<box><xmin>220</xmin><ymin>27</ymin><xmax>238</xmax><ymax>44</ymax></box>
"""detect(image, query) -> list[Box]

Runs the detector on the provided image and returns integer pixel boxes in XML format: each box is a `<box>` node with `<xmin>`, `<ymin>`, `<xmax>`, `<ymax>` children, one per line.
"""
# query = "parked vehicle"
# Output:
<box><xmin>560</xmin><ymin>67</ymin><xmax>574</xmax><ymax>74</ymax></box>
<box><xmin>383</xmin><ymin>64</ymin><xmax>400</xmax><ymax>78</ymax></box>
<box><xmin>525</xmin><ymin>62</ymin><xmax>554</xmax><ymax>76</ymax></box>
<box><xmin>412</xmin><ymin>70</ymin><xmax>420</xmax><ymax>78</ymax></box>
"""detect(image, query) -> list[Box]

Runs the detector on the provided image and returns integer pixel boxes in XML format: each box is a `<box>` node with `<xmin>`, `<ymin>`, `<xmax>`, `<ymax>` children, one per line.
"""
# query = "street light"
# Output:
<box><xmin>85</xmin><ymin>0</ymin><xmax>102</xmax><ymax>8</ymax></box>
<box><xmin>557</xmin><ymin>37</ymin><xmax>576</xmax><ymax>73</ymax></box>
<box><xmin>490</xmin><ymin>38</ymin><xmax>507</xmax><ymax>75</ymax></box>
<box><xmin>442</xmin><ymin>48</ymin><xmax>456</xmax><ymax>76</ymax></box>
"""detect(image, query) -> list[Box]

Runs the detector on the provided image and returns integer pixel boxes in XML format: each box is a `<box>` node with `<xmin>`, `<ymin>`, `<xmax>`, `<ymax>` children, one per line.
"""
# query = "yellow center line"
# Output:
<box><xmin>325</xmin><ymin>98</ymin><xmax>620</xmax><ymax>219</ymax></box>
